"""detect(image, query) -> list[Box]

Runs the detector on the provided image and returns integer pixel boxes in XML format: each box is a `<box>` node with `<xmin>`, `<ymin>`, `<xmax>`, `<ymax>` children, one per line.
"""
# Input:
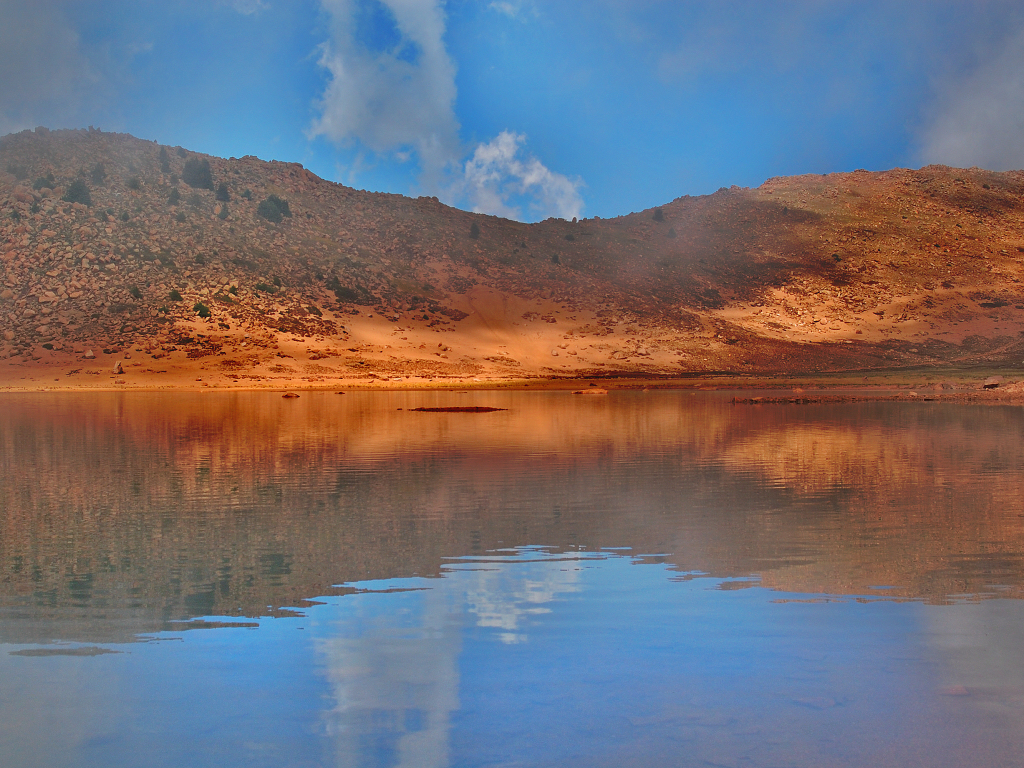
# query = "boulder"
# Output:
<box><xmin>84</xmin><ymin>349</ymin><xmax>95</xmax><ymax>359</ymax></box>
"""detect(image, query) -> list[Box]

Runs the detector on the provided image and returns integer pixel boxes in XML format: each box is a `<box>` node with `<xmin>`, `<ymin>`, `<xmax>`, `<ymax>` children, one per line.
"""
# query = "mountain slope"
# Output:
<box><xmin>2</xmin><ymin>127</ymin><xmax>1024</xmax><ymax>385</ymax></box>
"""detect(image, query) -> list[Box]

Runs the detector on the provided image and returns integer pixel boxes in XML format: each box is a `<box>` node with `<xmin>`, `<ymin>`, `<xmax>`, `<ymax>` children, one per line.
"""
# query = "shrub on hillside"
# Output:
<box><xmin>469</xmin><ymin>222</ymin><xmax>480</xmax><ymax>239</ymax></box>
<box><xmin>91</xmin><ymin>163</ymin><xmax>106</xmax><ymax>185</ymax></box>
<box><xmin>182</xmin><ymin>157</ymin><xmax>213</xmax><ymax>189</ymax></box>
<box><xmin>256</xmin><ymin>194</ymin><xmax>291</xmax><ymax>223</ymax></box>
<box><xmin>194</xmin><ymin>302</ymin><xmax>211</xmax><ymax>318</ymax></box>
<box><xmin>62</xmin><ymin>179</ymin><xmax>91</xmax><ymax>206</ymax></box>
<box><xmin>33</xmin><ymin>174</ymin><xmax>55</xmax><ymax>190</ymax></box>
<box><xmin>216</xmin><ymin>182</ymin><xmax>230</xmax><ymax>202</ymax></box>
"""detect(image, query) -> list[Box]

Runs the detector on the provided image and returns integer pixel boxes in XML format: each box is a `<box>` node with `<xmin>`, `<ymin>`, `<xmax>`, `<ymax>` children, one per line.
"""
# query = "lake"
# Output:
<box><xmin>2</xmin><ymin>390</ymin><xmax>1023</xmax><ymax>767</ymax></box>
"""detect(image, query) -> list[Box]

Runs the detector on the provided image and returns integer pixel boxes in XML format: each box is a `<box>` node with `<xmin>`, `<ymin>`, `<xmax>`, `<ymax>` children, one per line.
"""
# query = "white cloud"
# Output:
<box><xmin>0</xmin><ymin>1</ymin><xmax>103</xmax><ymax>135</ymax></box>
<box><xmin>463</xmin><ymin>131</ymin><xmax>583</xmax><ymax>221</ymax></box>
<box><xmin>310</xmin><ymin>1</ymin><xmax>584</xmax><ymax>221</ymax></box>
<box><xmin>310</xmin><ymin>0</ymin><xmax>461</xmax><ymax>187</ymax></box>
<box><xmin>228</xmin><ymin>0</ymin><xmax>270</xmax><ymax>14</ymax></box>
<box><xmin>487</xmin><ymin>1</ymin><xmax>533</xmax><ymax>19</ymax></box>
<box><xmin>919</xmin><ymin>27</ymin><xmax>1024</xmax><ymax>170</ymax></box>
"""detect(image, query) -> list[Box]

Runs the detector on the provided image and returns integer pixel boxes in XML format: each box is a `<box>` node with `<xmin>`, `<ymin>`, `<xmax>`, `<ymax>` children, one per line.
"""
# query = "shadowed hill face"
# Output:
<box><xmin>2</xmin><ymin>127</ymin><xmax>1024</xmax><ymax>381</ymax></box>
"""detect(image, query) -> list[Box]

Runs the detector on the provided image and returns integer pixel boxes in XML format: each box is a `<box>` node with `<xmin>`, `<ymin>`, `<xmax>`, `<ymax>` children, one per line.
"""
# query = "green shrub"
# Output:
<box><xmin>120</xmin><ymin>211</ymin><xmax>130</xmax><ymax>222</ymax></box>
<box><xmin>91</xmin><ymin>163</ymin><xmax>106</xmax><ymax>185</ymax></box>
<box><xmin>175</xmin><ymin>211</ymin><xmax>186</xmax><ymax>223</ymax></box>
<box><xmin>469</xmin><ymin>222</ymin><xmax>480</xmax><ymax>239</ymax></box>
<box><xmin>176</xmin><ymin>147</ymin><xmax>187</xmax><ymax>158</ymax></box>
<box><xmin>127</xmin><ymin>176</ymin><xmax>141</xmax><ymax>191</ymax></box>
<box><xmin>253</xmin><ymin>282</ymin><xmax>278</xmax><ymax>293</ymax></box>
<box><xmin>256</xmin><ymin>194</ymin><xmax>291</xmax><ymax>223</ymax></box>
<box><xmin>33</xmin><ymin>174</ymin><xmax>55</xmax><ymax>190</ymax></box>
<box><xmin>128</xmin><ymin>285</ymin><xmax>143</xmax><ymax>299</ymax></box>
<box><xmin>169</xmin><ymin>289</ymin><xmax>183</xmax><ymax>301</ymax></box>
<box><xmin>652</xmin><ymin>208</ymin><xmax>664</xmax><ymax>222</ymax></box>
<box><xmin>168</xmin><ymin>188</ymin><xmax>181</xmax><ymax>205</ymax></box>
<box><xmin>194</xmin><ymin>302</ymin><xmax>211</xmax><ymax>318</ymax></box>
<box><xmin>62</xmin><ymin>179</ymin><xmax>91</xmax><ymax>206</ymax></box>
<box><xmin>215</xmin><ymin>182</ymin><xmax>230</xmax><ymax>202</ymax></box>
<box><xmin>241</xmin><ymin>188</ymin><xmax>252</xmax><ymax>200</ymax></box>
<box><xmin>228</xmin><ymin>285</ymin><xmax>238</xmax><ymax>295</ymax></box>
<box><xmin>217</xmin><ymin>204</ymin><xmax>229</xmax><ymax>220</ymax></box>
<box><xmin>159</xmin><ymin>147</ymin><xmax>171</xmax><ymax>174</ymax></box>
<box><xmin>5</xmin><ymin>163</ymin><xmax>28</xmax><ymax>180</ymax></box>
<box><xmin>182</xmin><ymin>157</ymin><xmax>213</xmax><ymax>189</ymax></box>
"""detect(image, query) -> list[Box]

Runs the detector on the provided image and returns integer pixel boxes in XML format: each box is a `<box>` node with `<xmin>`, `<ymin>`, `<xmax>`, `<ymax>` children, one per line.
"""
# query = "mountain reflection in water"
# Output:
<box><xmin>1</xmin><ymin>391</ymin><xmax>1024</xmax><ymax>767</ymax></box>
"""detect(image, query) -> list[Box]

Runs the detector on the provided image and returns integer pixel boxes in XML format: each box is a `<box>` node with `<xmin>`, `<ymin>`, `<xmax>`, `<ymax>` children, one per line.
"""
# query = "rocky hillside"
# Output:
<box><xmin>2</xmin><ymin>127</ymin><xmax>1024</xmax><ymax>382</ymax></box>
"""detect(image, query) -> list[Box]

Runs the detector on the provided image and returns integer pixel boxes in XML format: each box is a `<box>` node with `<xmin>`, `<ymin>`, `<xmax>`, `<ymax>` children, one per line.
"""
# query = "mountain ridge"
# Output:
<box><xmin>2</xmin><ymin>126</ymin><xmax>1024</xmax><ymax>387</ymax></box>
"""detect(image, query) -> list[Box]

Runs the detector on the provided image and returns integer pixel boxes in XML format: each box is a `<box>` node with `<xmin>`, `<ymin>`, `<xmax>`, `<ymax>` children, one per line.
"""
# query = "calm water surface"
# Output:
<box><xmin>2</xmin><ymin>390</ymin><xmax>1024</xmax><ymax>767</ymax></box>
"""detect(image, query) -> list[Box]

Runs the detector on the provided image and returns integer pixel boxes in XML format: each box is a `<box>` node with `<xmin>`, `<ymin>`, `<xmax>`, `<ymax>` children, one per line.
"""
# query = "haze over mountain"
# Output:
<box><xmin>2</xmin><ymin>127</ymin><xmax>1024</xmax><ymax>386</ymax></box>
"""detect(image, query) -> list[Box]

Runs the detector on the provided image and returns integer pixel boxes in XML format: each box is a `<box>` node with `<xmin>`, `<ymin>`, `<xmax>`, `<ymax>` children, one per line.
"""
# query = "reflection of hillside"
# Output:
<box><xmin>716</xmin><ymin>403</ymin><xmax>1024</xmax><ymax>599</ymax></box>
<box><xmin>2</xmin><ymin>393</ymin><xmax>1024</xmax><ymax>642</ymax></box>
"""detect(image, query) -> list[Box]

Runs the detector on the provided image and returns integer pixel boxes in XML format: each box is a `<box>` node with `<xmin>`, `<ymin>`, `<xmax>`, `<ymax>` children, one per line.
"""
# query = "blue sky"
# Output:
<box><xmin>3</xmin><ymin>1</ymin><xmax>1024</xmax><ymax>221</ymax></box>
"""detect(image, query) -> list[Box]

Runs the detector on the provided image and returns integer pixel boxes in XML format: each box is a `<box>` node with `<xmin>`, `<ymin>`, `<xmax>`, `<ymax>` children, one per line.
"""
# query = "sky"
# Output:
<box><xmin>2</xmin><ymin>0</ymin><xmax>1024</xmax><ymax>222</ymax></box>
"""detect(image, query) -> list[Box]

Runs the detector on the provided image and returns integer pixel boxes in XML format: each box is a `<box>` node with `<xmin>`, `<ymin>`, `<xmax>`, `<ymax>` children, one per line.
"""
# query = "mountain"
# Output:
<box><xmin>2</xmin><ymin>127</ymin><xmax>1024</xmax><ymax>386</ymax></box>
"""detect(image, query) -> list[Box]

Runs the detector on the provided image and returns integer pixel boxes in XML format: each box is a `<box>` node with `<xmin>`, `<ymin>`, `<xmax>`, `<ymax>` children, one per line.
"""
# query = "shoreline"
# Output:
<box><xmin>2</xmin><ymin>358</ymin><xmax>1023</xmax><ymax>397</ymax></box>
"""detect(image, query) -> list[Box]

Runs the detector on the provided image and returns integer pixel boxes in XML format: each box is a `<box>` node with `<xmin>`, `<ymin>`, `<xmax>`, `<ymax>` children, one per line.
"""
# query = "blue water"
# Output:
<box><xmin>2</xmin><ymin>391</ymin><xmax>1023</xmax><ymax>767</ymax></box>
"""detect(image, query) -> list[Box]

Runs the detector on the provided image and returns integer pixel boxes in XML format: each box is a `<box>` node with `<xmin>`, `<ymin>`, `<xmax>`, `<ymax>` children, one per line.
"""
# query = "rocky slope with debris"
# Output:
<box><xmin>2</xmin><ymin>127</ymin><xmax>1024</xmax><ymax>386</ymax></box>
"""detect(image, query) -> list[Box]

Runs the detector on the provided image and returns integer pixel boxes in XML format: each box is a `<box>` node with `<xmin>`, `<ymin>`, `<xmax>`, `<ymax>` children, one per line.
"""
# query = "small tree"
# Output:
<box><xmin>256</xmin><ymin>194</ymin><xmax>291</xmax><ymax>223</ymax></box>
<box><xmin>168</xmin><ymin>188</ymin><xmax>181</xmax><ymax>206</ymax></box>
<box><xmin>62</xmin><ymin>179</ymin><xmax>92</xmax><ymax>206</ymax></box>
<box><xmin>652</xmin><ymin>208</ymin><xmax>664</xmax><ymax>222</ymax></box>
<box><xmin>215</xmin><ymin>182</ymin><xmax>230</xmax><ymax>202</ymax></box>
<box><xmin>194</xmin><ymin>302</ymin><xmax>211</xmax><ymax>318</ymax></box>
<box><xmin>469</xmin><ymin>222</ymin><xmax>480</xmax><ymax>239</ymax></box>
<box><xmin>127</xmin><ymin>176</ymin><xmax>141</xmax><ymax>191</ymax></box>
<box><xmin>168</xmin><ymin>289</ymin><xmax>183</xmax><ymax>301</ymax></box>
<box><xmin>159</xmin><ymin>146</ymin><xmax>171</xmax><ymax>174</ymax></box>
<box><xmin>182</xmin><ymin>157</ymin><xmax>213</xmax><ymax>189</ymax></box>
<box><xmin>91</xmin><ymin>163</ymin><xmax>106</xmax><ymax>185</ymax></box>
<box><xmin>217</xmin><ymin>204</ymin><xmax>229</xmax><ymax>220</ymax></box>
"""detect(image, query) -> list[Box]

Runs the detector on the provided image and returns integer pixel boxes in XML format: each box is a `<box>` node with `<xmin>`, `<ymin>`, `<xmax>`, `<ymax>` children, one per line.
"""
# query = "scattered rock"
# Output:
<box><xmin>282</xmin><ymin>392</ymin><xmax>300</xmax><ymax>398</ymax></box>
<box><xmin>983</xmin><ymin>376</ymin><xmax>1003</xmax><ymax>389</ymax></box>
<box><xmin>113</xmin><ymin>360</ymin><xmax>124</xmax><ymax>374</ymax></box>
<box><xmin>83</xmin><ymin>349</ymin><xmax>95</xmax><ymax>359</ymax></box>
